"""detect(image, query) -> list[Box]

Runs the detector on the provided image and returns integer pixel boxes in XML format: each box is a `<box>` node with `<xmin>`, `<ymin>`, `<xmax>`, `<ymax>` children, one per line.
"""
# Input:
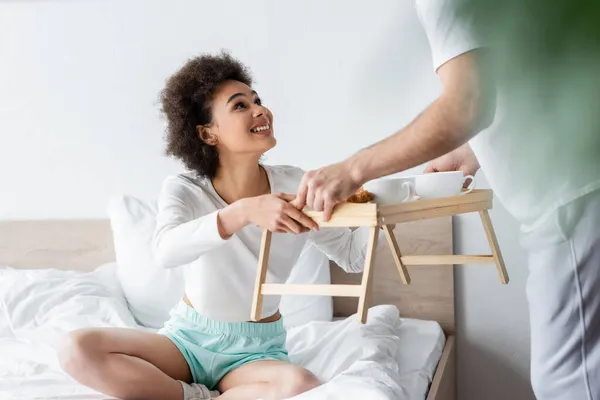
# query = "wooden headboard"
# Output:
<box><xmin>0</xmin><ymin>217</ymin><xmax>454</xmax><ymax>334</ymax></box>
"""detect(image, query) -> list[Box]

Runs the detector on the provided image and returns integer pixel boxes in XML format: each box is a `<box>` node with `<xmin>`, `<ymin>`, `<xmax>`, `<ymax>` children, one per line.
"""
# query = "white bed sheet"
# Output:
<box><xmin>0</xmin><ymin>265</ymin><xmax>444</xmax><ymax>400</ymax></box>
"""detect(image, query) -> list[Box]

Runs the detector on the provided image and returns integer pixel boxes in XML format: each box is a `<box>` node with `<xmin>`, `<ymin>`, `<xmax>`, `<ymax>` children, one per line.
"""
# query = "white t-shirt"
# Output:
<box><xmin>415</xmin><ymin>0</ymin><xmax>600</xmax><ymax>232</ymax></box>
<box><xmin>153</xmin><ymin>164</ymin><xmax>376</xmax><ymax>322</ymax></box>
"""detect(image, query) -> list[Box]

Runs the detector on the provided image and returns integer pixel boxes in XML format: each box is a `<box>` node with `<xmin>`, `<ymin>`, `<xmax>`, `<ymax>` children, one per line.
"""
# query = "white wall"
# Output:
<box><xmin>0</xmin><ymin>1</ymin><xmax>534</xmax><ymax>398</ymax></box>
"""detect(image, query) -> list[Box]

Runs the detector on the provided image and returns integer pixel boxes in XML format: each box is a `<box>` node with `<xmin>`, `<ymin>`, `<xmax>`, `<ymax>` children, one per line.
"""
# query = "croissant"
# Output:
<box><xmin>346</xmin><ymin>187</ymin><xmax>374</xmax><ymax>203</ymax></box>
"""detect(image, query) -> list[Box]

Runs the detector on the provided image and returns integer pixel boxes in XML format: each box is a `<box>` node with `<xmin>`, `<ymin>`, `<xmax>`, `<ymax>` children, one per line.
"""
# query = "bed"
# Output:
<box><xmin>0</xmin><ymin>217</ymin><xmax>455</xmax><ymax>400</ymax></box>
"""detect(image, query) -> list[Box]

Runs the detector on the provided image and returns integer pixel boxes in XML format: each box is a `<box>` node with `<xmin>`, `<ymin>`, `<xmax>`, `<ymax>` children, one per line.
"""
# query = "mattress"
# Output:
<box><xmin>0</xmin><ymin>265</ymin><xmax>445</xmax><ymax>400</ymax></box>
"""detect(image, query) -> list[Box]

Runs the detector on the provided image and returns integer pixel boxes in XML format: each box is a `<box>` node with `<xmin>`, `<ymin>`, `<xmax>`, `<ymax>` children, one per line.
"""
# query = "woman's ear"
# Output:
<box><xmin>197</xmin><ymin>125</ymin><xmax>218</xmax><ymax>146</ymax></box>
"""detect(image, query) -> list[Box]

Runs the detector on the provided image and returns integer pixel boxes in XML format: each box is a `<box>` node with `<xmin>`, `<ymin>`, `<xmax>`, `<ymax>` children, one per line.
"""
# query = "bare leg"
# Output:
<box><xmin>58</xmin><ymin>327</ymin><xmax>192</xmax><ymax>400</ymax></box>
<box><xmin>217</xmin><ymin>383</ymin><xmax>272</xmax><ymax>400</ymax></box>
<box><xmin>217</xmin><ymin>360</ymin><xmax>320</xmax><ymax>400</ymax></box>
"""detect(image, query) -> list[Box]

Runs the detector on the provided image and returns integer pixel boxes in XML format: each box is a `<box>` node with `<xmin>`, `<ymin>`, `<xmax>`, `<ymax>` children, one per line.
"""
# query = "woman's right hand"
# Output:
<box><xmin>246</xmin><ymin>193</ymin><xmax>319</xmax><ymax>234</ymax></box>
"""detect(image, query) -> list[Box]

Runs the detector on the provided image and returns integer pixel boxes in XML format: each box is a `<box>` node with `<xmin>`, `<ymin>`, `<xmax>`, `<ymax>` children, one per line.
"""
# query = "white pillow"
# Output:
<box><xmin>107</xmin><ymin>195</ymin><xmax>333</xmax><ymax>329</ymax></box>
<box><xmin>0</xmin><ymin>263</ymin><xmax>138</xmax><ymax>345</ymax></box>
<box><xmin>107</xmin><ymin>196</ymin><xmax>185</xmax><ymax>329</ymax></box>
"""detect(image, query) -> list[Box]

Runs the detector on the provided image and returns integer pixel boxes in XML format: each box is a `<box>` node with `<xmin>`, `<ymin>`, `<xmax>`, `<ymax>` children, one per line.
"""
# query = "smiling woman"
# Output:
<box><xmin>160</xmin><ymin>52</ymin><xmax>275</xmax><ymax>179</ymax></box>
<box><xmin>57</xmin><ymin>51</ymin><xmax>380</xmax><ymax>400</ymax></box>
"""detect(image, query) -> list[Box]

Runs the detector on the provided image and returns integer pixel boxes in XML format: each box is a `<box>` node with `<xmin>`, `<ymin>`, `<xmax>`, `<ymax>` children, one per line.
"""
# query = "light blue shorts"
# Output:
<box><xmin>158</xmin><ymin>301</ymin><xmax>289</xmax><ymax>390</ymax></box>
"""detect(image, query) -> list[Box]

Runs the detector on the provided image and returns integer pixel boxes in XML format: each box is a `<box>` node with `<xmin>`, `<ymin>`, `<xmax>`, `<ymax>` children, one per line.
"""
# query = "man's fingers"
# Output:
<box><xmin>295</xmin><ymin>178</ymin><xmax>309</xmax><ymax>210</ymax></box>
<box><xmin>312</xmin><ymin>195</ymin><xmax>325</xmax><ymax>213</ymax></box>
<box><xmin>423</xmin><ymin>163</ymin><xmax>437</xmax><ymax>174</ymax></box>
<box><xmin>322</xmin><ymin>200</ymin><xmax>335</xmax><ymax>222</ymax></box>
<box><xmin>306</xmin><ymin>188</ymin><xmax>316</xmax><ymax>211</ymax></box>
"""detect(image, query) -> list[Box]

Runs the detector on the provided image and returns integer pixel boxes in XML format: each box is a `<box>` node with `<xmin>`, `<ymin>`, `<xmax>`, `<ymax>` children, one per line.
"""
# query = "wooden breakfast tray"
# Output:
<box><xmin>251</xmin><ymin>189</ymin><xmax>508</xmax><ymax>323</ymax></box>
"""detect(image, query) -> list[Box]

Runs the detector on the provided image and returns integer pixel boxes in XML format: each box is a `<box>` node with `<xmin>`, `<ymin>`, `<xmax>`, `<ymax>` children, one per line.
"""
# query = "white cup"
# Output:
<box><xmin>363</xmin><ymin>176</ymin><xmax>419</xmax><ymax>205</ymax></box>
<box><xmin>414</xmin><ymin>171</ymin><xmax>476</xmax><ymax>200</ymax></box>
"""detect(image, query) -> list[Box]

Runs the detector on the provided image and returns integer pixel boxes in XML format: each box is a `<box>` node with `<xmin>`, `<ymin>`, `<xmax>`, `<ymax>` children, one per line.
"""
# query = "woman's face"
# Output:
<box><xmin>202</xmin><ymin>80</ymin><xmax>276</xmax><ymax>156</ymax></box>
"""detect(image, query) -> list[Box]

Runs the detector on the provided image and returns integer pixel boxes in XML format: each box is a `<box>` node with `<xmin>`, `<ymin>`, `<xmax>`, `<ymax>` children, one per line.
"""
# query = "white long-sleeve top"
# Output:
<box><xmin>153</xmin><ymin>165</ymin><xmax>378</xmax><ymax>322</ymax></box>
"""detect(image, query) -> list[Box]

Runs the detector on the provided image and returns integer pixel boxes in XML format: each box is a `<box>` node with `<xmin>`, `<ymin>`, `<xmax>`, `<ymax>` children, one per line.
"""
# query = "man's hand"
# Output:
<box><xmin>424</xmin><ymin>143</ymin><xmax>480</xmax><ymax>186</ymax></box>
<box><xmin>295</xmin><ymin>51</ymin><xmax>491</xmax><ymax>220</ymax></box>
<box><xmin>321</xmin><ymin>51</ymin><xmax>493</xmax><ymax>190</ymax></box>
<box><xmin>295</xmin><ymin>161</ymin><xmax>363</xmax><ymax>221</ymax></box>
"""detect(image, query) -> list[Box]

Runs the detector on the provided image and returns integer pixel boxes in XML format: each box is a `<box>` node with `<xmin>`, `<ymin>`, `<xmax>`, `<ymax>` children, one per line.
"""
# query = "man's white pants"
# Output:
<box><xmin>522</xmin><ymin>190</ymin><xmax>600</xmax><ymax>400</ymax></box>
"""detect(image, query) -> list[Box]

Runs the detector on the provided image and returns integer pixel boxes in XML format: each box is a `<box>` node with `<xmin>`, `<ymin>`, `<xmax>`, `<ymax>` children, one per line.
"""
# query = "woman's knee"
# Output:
<box><xmin>276</xmin><ymin>367</ymin><xmax>320</xmax><ymax>398</ymax></box>
<box><xmin>58</xmin><ymin>329</ymin><xmax>106</xmax><ymax>376</ymax></box>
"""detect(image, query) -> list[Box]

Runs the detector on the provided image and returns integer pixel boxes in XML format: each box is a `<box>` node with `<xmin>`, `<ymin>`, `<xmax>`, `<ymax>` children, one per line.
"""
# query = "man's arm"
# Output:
<box><xmin>295</xmin><ymin>49</ymin><xmax>495</xmax><ymax>219</ymax></box>
<box><xmin>347</xmin><ymin>49</ymin><xmax>495</xmax><ymax>183</ymax></box>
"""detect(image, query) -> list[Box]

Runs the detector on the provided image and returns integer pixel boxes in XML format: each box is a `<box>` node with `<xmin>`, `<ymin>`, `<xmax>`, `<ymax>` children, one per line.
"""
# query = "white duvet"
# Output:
<box><xmin>0</xmin><ymin>265</ymin><xmax>444</xmax><ymax>400</ymax></box>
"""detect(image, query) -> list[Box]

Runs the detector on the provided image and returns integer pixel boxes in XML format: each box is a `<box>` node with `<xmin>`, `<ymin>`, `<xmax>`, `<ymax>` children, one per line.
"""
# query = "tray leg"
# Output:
<box><xmin>357</xmin><ymin>226</ymin><xmax>379</xmax><ymax>324</ymax></box>
<box><xmin>251</xmin><ymin>229</ymin><xmax>272</xmax><ymax>321</ymax></box>
<box><xmin>382</xmin><ymin>224</ymin><xmax>411</xmax><ymax>284</ymax></box>
<box><xmin>479</xmin><ymin>210</ymin><xmax>509</xmax><ymax>284</ymax></box>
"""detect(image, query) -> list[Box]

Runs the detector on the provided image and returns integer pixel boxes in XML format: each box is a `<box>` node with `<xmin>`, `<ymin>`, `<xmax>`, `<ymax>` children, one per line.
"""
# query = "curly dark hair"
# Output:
<box><xmin>159</xmin><ymin>52</ymin><xmax>253</xmax><ymax>178</ymax></box>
